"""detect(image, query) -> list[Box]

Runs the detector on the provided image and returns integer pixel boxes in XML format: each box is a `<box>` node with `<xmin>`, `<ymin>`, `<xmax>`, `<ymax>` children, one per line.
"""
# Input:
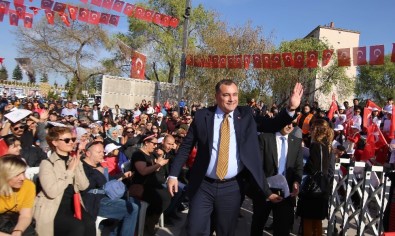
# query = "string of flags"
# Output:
<box><xmin>187</xmin><ymin>44</ymin><xmax>395</xmax><ymax>69</ymax></box>
<box><xmin>0</xmin><ymin>0</ymin><xmax>180</xmax><ymax>28</ymax></box>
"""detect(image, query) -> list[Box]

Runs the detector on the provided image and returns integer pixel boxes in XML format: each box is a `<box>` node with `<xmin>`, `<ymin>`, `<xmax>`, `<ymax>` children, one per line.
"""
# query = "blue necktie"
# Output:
<box><xmin>279</xmin><ymin>137</ymin><xmax>287</xmax><ymax>175</ymax></box>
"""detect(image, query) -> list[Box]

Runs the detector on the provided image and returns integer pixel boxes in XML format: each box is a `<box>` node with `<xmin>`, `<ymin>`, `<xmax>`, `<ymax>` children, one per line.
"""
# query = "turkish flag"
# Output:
<box><xmin>353</xmin><ymin>47</ymin><xmax>367</xmax><ymax>66</ymax></box>
<box><xmin>243</xmin><ymin>55</ymin><xmax>251</xmax><ymax>70</ymax></box>
<box><xmin>160</xmin><ymin>14</ymin><xmax>170</xmax><ymax>27</ymax></box>
<box><xmin>67</xmin><ymin>5</ymin><xmax>77</xmax><ymax>20</ymax></box>
<box><xmin>369</xmin><ymin>45</ymin><xmax>385</xmax><ymax>65</ymax></box>
<box><xmin>89</xmin><ymin>10</ymin><xmax>100</xmax><ymax>24</ymax></box>
<box><xmin>227</xmin><ymin>56</ymin><xmax>235</xmax><ymax>69</ymax></box>
<box><xmin>337</xmin><ymin>48</ymin><xmax>351</xmax><ymax>67</ymax></box>
<box><xmin>59</xmin><ymin>12</ymin><xmax>70</xmax><ymax>26</ymax></box>
<box><xmin>0</xmin><ymin>1</ymin><xmax>10</xmax><ymax>15</ymax></box>
<box><xmin>169</xmin><ymin>17</ymin><xmax>179</xmax><ymax>28</ymax></box>
<box><xmin>186</xmin><ymin>55</ymin><xmax>193</xmax><ymax>66</ymax></box>
<box><xmin>322</xmin><ymin>49</ymin><xmax>333</xmax><ymax>66</ymax></box>
<box><xmin>112</xmin><ymin>0</ymin><xmax>124</xmax><ymax>13</ymax></box>
<box><xmin>13</xmin><ymin>0</ymin><xmax>23</xmax><ymax>5</ymax></box>
<box><xmin>327</xmin><ymin>94</ymin><xmax>338</xmax><ymax>120</ymax></box>
<box><xmin>134</xmin><ymin>6</ymin><xmax>145</xmax><ymax>19</ymax></box>
<box><xmin>78</xmin><ymin>8</ymin><xmax>89</xmax><ymax>22</ymax></box>
<box><xmin>14</xmin><ymin>3</ymin><xmax>25</xmax><ymax>19</ymax></box>
<box><xmin>262</xmin><ymin>54</ymin><xmax>270</xmax><ymax>69</ymax></box>
<box><xmin>9</xmin><ymin>9</ymin><xmax>18</xmax><ymax>25</ymax></box>
<box><xmin>101</xmin><ymin>0</ymin><xmax>113</xmax><ymax>10</ymax></box>
<box><xmin>109</xmin><ymin>14</ymin><xmax>119</xmax><ymax>26</ymax></box>
<box><xmin>293</xmin><ymin>52</ymin><xmax>304</xmax><ymax>69</ymax></box>
<box><xmin>193</xmin><ymin>56</ymin><xmax>202</xmax><ymax>67</ymax></box>
<box><xmin>306</xmin><ymin>51</ymin><xmax>318</xmax><ymax>68</ymax></box>
<box><xmin>90</xmin><ymin>0</ymin><xmax>102</xmax><ymax>7</ymax></box>
<box><xmin>271</xmin><ymin>54</ymin><xmax>281</xmax><ymax>69</ymax></box>
<box><xmin>44</xmin><ymin>9</ymin><xmax>54</xmax><ymax>24</ymax></box>
<box><xmin>53</xmin><ymin>2</ymin><xmax>66</xmax><ymax>13</ymax></box>
<box><xmin>363</xmin><ymin>107</ymin><xmax>372</xmax><ymax>129</ymax></box>
<box><xmin>203</xmin><ymin>56</ymin><xmax>212</xmax><ymax>68</ymax></box>
<box><xmin>143</xmin><ymin>9</ymin><xmax>154</xmax><ymax>22</ymax></box>
<box><xmin>362</xmin><ymin>125</ymin><xmax>379</xmax><ymax>161</ymax></box>
<box><xmin>235</xmin><ymin>55</ymin><xmax>243</xmax><ymax>69</ymax></box>
<box><xmin>0</xmin><ymin>11</ymin><xmax>4</xmax><ymax>22</ymax></box>
<box><xmin>211</xmin><ymin>55</ymin><xmax>219</xmax><ymax>68</ymax></box>
<box><xmin>131</xmin><ymin>51</ymin><xmax>146</xmax><ymax>79</ymax></box>
<box><xmin>99</xmin><ymin>12</ymin><xmax>110</xmax><ymax>24</ymax></box>
<box><xmin>0</xmin><ymin>58</ymin><xmax>4</xmax><ymax>65</ymax></box>
<box><xmin>391</xmin><ymin>43</ymin><xmax>395</xmax><ymax>63</ymax></box>
<box><xmin>389</xmin><ymin>106</ymin><xmax>395</xmax><ymax>139</ymax></box>
<box><xmin>282</xmin><ymin>52</ymin><xmax>293</xmax><ymax>67</ymax></box>
<box><xmin>366</xmin><ymin>99</ymin><xmax>382</xmax><ymax>111</ymax></box>
<box><xmin>123</xmin><ymin>3</ymin><xmax>134</xmax><ymax>16</ymax></box>
<box><xmin>252</xmin><ymin>54</ymin><xmax>262</xmax><ymax>68</ymax></box>
<box><xmin>219</xmin><ymin>56</ymin><xmax>227</xmax><ymax>68</ymax></box>
<box><xmin>29</xmin><ymin>6</ymin><xmax>40</xmax><ymax>15</ymax></box>
<box><xmin>23</xmin><ymin>12</ymin><xmax>32</xmax><ymax>28</ymax></box>
<box><xmin>152</xmin><ymin>12</ymin><xmax>162</xmax><ymax>25</ymax></box>
<box><xmin>41</xmin><ymin>0</ymin><xmax>53</xmax><ymax>10</ymax></box>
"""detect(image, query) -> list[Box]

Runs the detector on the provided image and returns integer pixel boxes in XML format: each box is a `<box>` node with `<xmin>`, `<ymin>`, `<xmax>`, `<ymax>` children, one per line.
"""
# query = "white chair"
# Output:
<box><xmin>95</xmin><ymin>216</ymin><xmax>108</xmax><ymax>236</ymax></box>
<box><xmin>138</xmin><ymin>201</ymin><xmax>149</xmax><ymax>236</ymax></box>
<box><xmin>25</xmin><ymin>167</ymin><xmax>39</xmax><ymax>182</ymax></box>
<box><xmin>158</xmin><ymin>213</ymin><xmax>164</xmax><ymax>228</ymax></box>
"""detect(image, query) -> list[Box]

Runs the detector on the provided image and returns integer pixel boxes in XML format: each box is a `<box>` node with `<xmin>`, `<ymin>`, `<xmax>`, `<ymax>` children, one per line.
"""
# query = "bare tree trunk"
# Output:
<box><xmin>168</xmin><ymin>63</ymin><xmax>175</xmax><ymax>83</ymax></box>
<box><xmin>72</xmin><ymin>80</ymin><xmax>82</xmax><ymax>102</ymax></box>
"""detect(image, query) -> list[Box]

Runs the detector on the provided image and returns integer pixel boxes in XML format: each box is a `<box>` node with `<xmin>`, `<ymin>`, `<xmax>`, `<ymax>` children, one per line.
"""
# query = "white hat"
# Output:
<box><xmin>104</xmin><ymin>143</ymin><xmax>121</xmax><ymax>155</ymax></box>
<box><xmin>157</xmin><ymin>112</ymin><xmax>164</xmax><ymax>117</ymax></box>
<box><xmin>72</xmin><ymin>101</ymin><xmax>79</xmax><ymax>105</ymax></box>
<box><xmin>334</xmin><ymin>124</ymin><xmax>344</xmax><ymax>131</ymax></box>
<box><xmin>338</xmin><ymin>105</ymin><xmax>345</xmax><ymax>110</ymax></box>
<box><xmin>372</xmin><ymin>107</ymin><xmax>379</xmax><ymax>112</ymax></box>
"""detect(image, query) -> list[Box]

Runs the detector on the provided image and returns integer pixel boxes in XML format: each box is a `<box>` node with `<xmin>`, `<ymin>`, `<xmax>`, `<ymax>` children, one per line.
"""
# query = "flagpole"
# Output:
<box><xmin>177</xmin><ymin>0</ymin><xmax>191</xmax><ymax>102</ymax></box>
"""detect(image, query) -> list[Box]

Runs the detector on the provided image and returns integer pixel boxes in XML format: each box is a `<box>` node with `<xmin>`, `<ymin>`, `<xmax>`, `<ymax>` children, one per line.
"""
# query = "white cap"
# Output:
<box><xmin>157</xmin><ymin>112</ymin><xmax>164</xmax><ymax>117</ymax></box>
<box><xmin>104</xmin><ymin>143</ymin><xmax>121</xmax><ymax>155</ymax></box>
<box><xmin>351</xmin><ymin>125</ymin><xmax>361</xmax><ymax>131</ymax></box>
<box><xmin>338</xmin><ymin>105</ymin><xmax>345</xmax><ymax>110</ymax></box>
<box><xmin>72</xmin><ymin>101</ymin><xmax>79</xmax><ymax>105</ymax></box>
<box><xmin>334</xmin><ymin>124</ymin><xmax>344</xmax><ymax>131</ymax></box>
<box><xmin>372</xmin><ymin>107</ymin><xmax>379</xmax><ymax>112</ymax></box>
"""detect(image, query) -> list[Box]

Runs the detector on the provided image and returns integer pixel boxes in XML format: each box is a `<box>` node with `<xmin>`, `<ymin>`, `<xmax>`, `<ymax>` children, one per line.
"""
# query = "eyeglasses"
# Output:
<box><xmin>13</xmin><ymin>125</ymin><xmax>26</xmax><ymax>131</ymax></box>
<box><xmin>150</xmin><ymin>142</ymin><xmax>158</xmax><ymax>146</ymax></box>
<box><xmin>126</xmin><ymin>131</ymin><xmax>134</xmax><ymax>134</ymax></box>
<box><xmin>85</xmin><ymin>141</ymin><xmax>103</xmax><ymax>150</ymax></box>
<box><xmin>58</xmin><ymin>137</ymin><xmax>77</xmax><ymax>144</ymax></box>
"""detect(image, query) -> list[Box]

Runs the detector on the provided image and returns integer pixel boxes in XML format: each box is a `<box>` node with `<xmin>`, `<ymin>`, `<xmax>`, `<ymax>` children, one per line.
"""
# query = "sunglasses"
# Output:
<box><xmin>126</xmin><ymin>131</ymin><xmax>134</xmax><ymax>134</ymax></box>
<box><xmin>58</xmin><ymin>137</ymin><xmax>77</xmax><ymax>144</ymax></box>
<box><xmin>13</xmin><ymin>125</ymin><xmax>26</xmax><ymax>131</ymax></box>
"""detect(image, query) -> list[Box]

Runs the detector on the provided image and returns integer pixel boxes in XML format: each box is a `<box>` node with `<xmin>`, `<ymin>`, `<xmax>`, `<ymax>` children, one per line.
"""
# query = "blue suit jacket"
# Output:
<box><xmin>169</xmin><ymin>105</ymin><xmax>294</xmax><ymax>198</ymax></box>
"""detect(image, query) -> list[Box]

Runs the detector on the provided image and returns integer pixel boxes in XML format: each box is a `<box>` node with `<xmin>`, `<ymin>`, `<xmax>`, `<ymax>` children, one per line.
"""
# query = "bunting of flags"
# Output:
<box><xmin>0</xmin><ymin>0</ymin><xmax>180</xmax><ymax>28</ymax></box>
<box><xmin>187</xmin><ymin>44</ymin><xmax>395</xmax><ymax>69</ymax></box>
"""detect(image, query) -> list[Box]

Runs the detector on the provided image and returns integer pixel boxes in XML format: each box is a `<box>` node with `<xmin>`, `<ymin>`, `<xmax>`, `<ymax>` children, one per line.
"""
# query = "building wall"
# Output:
<box><xmin>307</xmin><ymin>26</ymin><xmax>360</xmax><ymax>109</ymax></box>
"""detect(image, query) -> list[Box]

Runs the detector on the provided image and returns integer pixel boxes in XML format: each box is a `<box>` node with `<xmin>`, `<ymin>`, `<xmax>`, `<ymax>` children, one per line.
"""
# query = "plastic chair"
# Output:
<box><xmin>95</xmin><ymin>216</ymin><xmax>108</xmax><ymax>236</ymax></box>
<box><xmin>137</xmin><ymin>201</ymin><xmax>149</xmax><ymax>236</ymax></box>
<box><xmin>25</xmin><ymin>167</ymin><xmax>39</xmax><ymax>182</ymax></box>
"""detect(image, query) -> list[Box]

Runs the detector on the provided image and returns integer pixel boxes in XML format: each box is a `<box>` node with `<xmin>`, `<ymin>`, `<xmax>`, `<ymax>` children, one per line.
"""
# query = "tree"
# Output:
<box><xmin>53</xmin><ymin>81</ymin><xmax>58</xmax><ymax>89</ymax></box>
<box><xmin>40</xmin><ymin>72</ymin><xmax>49</xmax><ymax>83</ymax></box>
<box><xmin>14</xmin><ymin>16</ymin><xmax>114</xmax><ymax>101</ymax></box>
<box><xmin>12</xmin><ymin>65</ymin><xmax>23</xmax><ymax>81</ymax></box>
<box><xmin>0</xmin><ymin>66</ymin><xmax>8</xmax><ymax>81</ymax></box>
<box><xmin>356</xmin><ymin>55</ymin><xmax>395</xmax><ymax>104</ymax></box>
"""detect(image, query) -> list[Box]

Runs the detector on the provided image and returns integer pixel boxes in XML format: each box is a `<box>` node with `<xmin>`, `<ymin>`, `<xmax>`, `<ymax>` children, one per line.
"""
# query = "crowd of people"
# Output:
<box><xmin>0</xmin><ymin>84</ymin><xmax>394</xmax><ymax>236</ymax></box>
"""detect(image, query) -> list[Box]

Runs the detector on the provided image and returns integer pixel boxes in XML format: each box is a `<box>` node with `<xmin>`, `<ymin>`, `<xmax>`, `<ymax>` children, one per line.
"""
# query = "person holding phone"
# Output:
<box><xmin>34</xmin><ymin>127</ymin><xmax>95</xmax><ymax>236</ymax></box>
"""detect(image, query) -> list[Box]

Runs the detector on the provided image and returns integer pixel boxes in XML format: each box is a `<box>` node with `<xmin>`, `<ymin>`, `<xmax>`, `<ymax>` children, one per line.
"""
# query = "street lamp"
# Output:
<box><xmin>177</xmin><ymin>0</ymin><xmax>191</xmax><ymax>102</ymax></box>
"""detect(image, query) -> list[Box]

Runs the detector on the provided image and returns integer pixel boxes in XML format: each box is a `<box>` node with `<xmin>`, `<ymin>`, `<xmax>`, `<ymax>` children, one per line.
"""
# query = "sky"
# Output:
<box><xmin>0</xmin><ymin>0</ymin><xmax>394</xmax><ymax>84</ymax></box>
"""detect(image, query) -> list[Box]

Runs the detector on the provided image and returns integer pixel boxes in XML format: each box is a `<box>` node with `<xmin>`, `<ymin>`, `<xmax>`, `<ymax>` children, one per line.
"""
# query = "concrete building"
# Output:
<box><xmin>304</xmin><ymin>22</ymin><xmax>360</xmax><ymax>109</ymax></box>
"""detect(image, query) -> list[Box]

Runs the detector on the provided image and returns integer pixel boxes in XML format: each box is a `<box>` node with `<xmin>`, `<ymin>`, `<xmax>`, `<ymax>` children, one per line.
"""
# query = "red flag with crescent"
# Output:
<box><xmin>109</xmin><ymin>14</ymin><xmax>119</xmax><ymax>26</ymax></box>
<box><xmin>91</xmin><ymin>0</ymin><xmax>102</xmax><ymax>7</ymax></box>
<box><xmin>243</xmin><ymin>55</ymin><xmax>251</xmax><ymax>70</ymax></box>
<box><xmin>131</xmin><ymin>51</ymin><xmax>146</xmax><ymax>79</ymax></box>
<box><xmin>112</xmin><ymin>0</ymin><xmax>124</xmax><ymax>12</ymax></box>
<box><xmin>0</xmin><ymin>58</ymin><xmax>4</xmax><ymax>65</ymax></box>
<box><xmin>89</xmin><ymin>10</ymin><xmax>100</xmax><ymax>25</ymax></box>
<box><xmin>14</xmin><ymin>3</ymin><xmax>25</xmax><ymax>19</ymax></box>
<box><xmin>123</xmin><ymin>3</ymin><xmax>134</xmax><ymax>16</ymax></box>
<box><xmin>235</xmin><ymin>55</ymin><xmax>243</xmax><ymax>69</ymax></box>
<box><xmin>211</xmin><ymin>55</ymin><xmax>219</xmax><ymax>68</ymax></box>
<box><xmin>53</xmin><ymin>2</ymin><xmax>66</xmax><ymax>13</ymax></box>
<box><xmin>44</xmin><ymin>9</ymin><xmax>54</xmax><ymax>24</ymax></box>
<box><xmin>322</xmin><ymin>49</ymin><xmax>333</xmax><ymax>66</ymax></box>
<box><xmin>306</xmin><ymin>51</ymin><xmax>318</xmax><ymax>68</ymax></box>
<box><xmin>160</xmin><ymin>14</ymin><xmax>170</xmax><ymax>27</ymax></box>
<box><xmin>327</xmin><ymin>94</ymin><xmax>338</xmax><ymax>120</ymax></box>
<box><xmin>293</xmin><ymin>52</ymin><xmax>304</xmax><ymax>69</ymax></box>
<box><xmin>41</xmin><ymin>0</ymin><xmax>53</xmax><ymax>10</ymax></box>
<box><xmin>391</xmin><ymin>43</ymin><xmax>395</xmax><ymax>63</ymax></box>
<box><xmin>219</xmin><ymin>56</ymin><xmax>227</xmax><ymax>68</ymax></box>
<box><xmin>271</xmin><ymin>53</ymin><xmax>281</xmax><ymax>69</ymax></box>
<box><xmin>99</xmin><ymin>12</ymin><xmax>110</xmax><ymax>24</ymax></box>
<box><xmin>252</xmin><ymin>54</ymin><xmax>262</xmax><ymax>68</ymax></box>
<box><xmin>101</xmin><ymin>0</ymin><xmax>113</xmax><ymax>10</ymax></box>
<box><xmin>78</xmin><ymin>8</ymin><xmax>89</xmax><ymax>22</ymax></box>
<box><xmin>59</xmin><ymin>12</ymin><xmax>70</xmax><ymax>26</ymax></box>
<box><xmin>67</xmin><ymin>5</ymin><xmax>77</xmax><ymax>20</ymax></box>
<box><xmin>23</xmin><ymin>12</ymin><xmax>32</xmax><ymax>28</ymax></box>
<box><xmin>262</xmin><ymin>54</ymin><xmax>271</xmax><ymax>69</ymax></box>
<box><xmin>186</xmin><ymin>55</ymin><xmax>193</xmax><ymax>66</ymax></box>
<box><xmin>169</xmin><ymin>17</ymin><xmax>179</xmax><ymax>28</ymax></box>
<box><xmin>353</xmin><ymin>47</ymin><xmax>367</xmax><ymax>66</ymax></box>
<box><xmin>337</xmin><ymin>48</ymin><xmax>351</xmax><ymax>67</ymax></box>
<box><xmin>0</xmin><ymin>1</ymin><xmax>10</xmax><ymax>15</ymax></box>
<box><xmin>369</xmin><ymin>45</ymin><xmax>384</xmax><ymax>65</ymax></box>
<box><xmin>282</xmin><ymin>52</ymin><xmax>293</xmax><ymax>67</ymax></box>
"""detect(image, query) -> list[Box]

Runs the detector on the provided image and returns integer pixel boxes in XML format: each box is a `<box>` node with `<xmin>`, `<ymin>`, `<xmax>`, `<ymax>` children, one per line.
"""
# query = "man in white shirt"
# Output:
<box><xmin>61</xmin><ymin>101</ymin><xmax>78</xmax><ymax>117</ymax></box>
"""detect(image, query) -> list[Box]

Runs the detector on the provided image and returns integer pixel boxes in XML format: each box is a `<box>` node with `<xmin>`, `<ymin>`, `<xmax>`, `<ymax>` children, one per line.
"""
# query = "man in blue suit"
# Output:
<box><xmin>168</xmin><ymin>79</ymin><xmax>303</xmax><ymax>236</ymax></box>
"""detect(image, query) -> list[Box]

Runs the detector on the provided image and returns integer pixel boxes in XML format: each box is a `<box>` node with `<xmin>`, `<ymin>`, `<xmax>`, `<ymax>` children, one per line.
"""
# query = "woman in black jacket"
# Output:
<box><xmin>298</xmin><ymin>119</ymin><xmax>335</xmax><ymax>236</ymax></box>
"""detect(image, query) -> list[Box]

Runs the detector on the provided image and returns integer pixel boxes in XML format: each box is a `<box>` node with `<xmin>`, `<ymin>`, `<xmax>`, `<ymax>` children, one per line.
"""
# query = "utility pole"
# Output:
<box><xmin>177</xmin><ymin>0</ymin><xmax>191</xmax><ymax>102</ymax></box>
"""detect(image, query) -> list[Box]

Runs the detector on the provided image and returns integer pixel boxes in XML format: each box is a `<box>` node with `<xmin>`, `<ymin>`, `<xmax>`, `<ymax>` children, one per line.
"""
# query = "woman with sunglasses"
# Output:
<box><xmin>129</xmin><ymin>134</ymin><xmax>171</xmax><ymax>235</ymax></box>
<box><xmin>34</xmin><ymin>127</ymin><xmax>95</xmax><ymax>236</ymax></box>
<box><xmin>0</xmin><ymin>155</ymin><xmax>36</xmax><ymax>235</ymax></box>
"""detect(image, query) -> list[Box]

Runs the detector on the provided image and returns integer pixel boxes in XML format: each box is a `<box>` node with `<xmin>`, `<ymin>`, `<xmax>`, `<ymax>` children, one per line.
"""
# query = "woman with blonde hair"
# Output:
<box><xmin>0</xmin><ymin>155</ymin><xmax>36</xmax><ymax>235</ymax></box>
<box><xmin>297</xmin><ymin>119</ymin><xmax>335</xmax><ymax>236</ymax></box>
<box><xmin>34</xmin><ymin>127</ymin><xmax>95</xmax><ymax>236</ymax></box>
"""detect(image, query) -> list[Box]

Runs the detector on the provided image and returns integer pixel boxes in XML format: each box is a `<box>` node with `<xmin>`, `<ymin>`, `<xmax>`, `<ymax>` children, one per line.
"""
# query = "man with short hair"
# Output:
<box><xmin>61</xmin><ymin>101</ymin><xmax>78</xmax><ymax>117</ymax></box>
<box><xmin>154</xmin><ymin>112</ymin><xmax>167</xmax><ymax>133</ymax></box>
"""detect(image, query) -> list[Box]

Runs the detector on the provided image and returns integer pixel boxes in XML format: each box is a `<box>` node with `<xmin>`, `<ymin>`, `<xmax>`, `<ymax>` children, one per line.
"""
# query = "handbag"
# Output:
<box><xmin>0</xmin><ymin>211</ymin><xmax>37</xmax><ymax>235</ymax></box>
<box><xmin>128</xmin><ymin>184</ymin><xmax>144</xmax><ymax>200</ymax></box>
<box><xmin>300</xmin><ymin>145</ymin><xmax>329</xmax><ymax>197</ymax></box>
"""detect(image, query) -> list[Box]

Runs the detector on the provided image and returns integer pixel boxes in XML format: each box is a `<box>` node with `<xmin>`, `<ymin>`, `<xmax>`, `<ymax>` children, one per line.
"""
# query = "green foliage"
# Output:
<box><xmin>0</xmin><ymin>66</ymin><xmax>8</xmax><ymax>81</ymax></box>
<box><xmin>47</xmin><ymin>90</ymin><xmax>59</xmax><ymax>100</ymax></box>
<box><xmin>356</xmin><ymin>55</ymin><xmax>395</xmax><ymax>104</ymax></box>
<box><xmin>12</xmin><ymin>65</ymin><xmax>23</xmax><ymax>81</ymax></box>
<box><xmin>40</xmin><ymin>73</ymin><xmax>49</xmax><ymax>83</ymax></box>
<box><xmin>53</xmin><ymin>81</ymin><xmax>58</xmax><ymax>89</ymax></box>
